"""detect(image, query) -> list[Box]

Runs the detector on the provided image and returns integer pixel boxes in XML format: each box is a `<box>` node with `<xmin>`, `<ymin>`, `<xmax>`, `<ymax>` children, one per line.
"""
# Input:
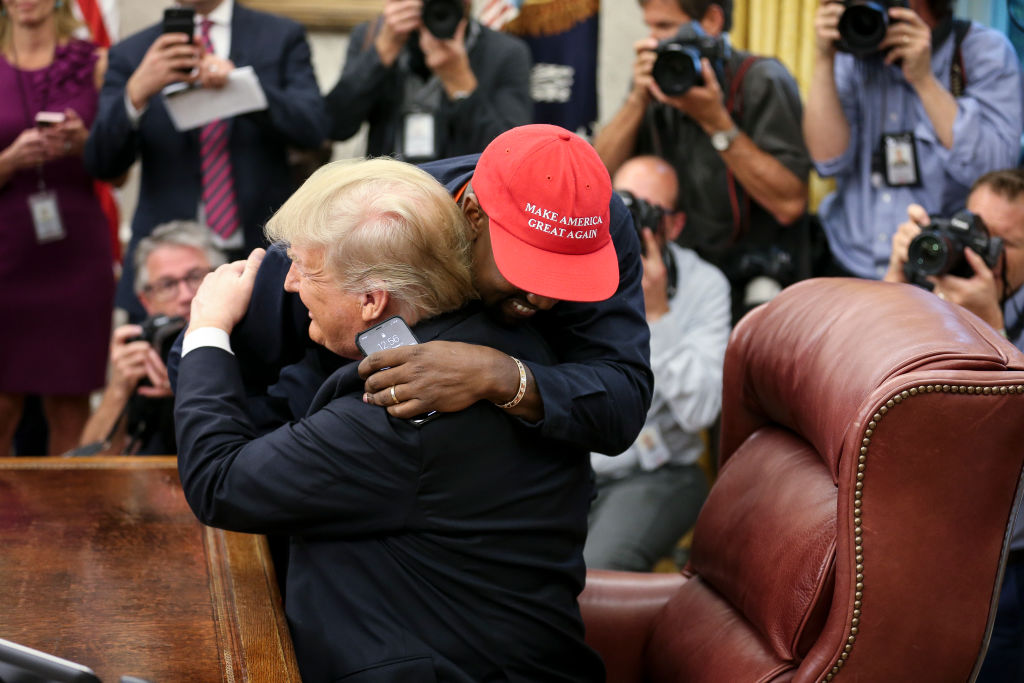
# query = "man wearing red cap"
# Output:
<box><xmin>170</xmin><ymin>123</ymin><xmax>652</xmax><ymax>459</ymax></box>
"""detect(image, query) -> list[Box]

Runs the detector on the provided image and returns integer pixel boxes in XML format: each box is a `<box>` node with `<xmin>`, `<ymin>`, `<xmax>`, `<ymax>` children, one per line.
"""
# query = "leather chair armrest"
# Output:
<box><xmin>580</xmin><ymin>570</ymin><xmax>687</xmax><ymax>683</ymax></box>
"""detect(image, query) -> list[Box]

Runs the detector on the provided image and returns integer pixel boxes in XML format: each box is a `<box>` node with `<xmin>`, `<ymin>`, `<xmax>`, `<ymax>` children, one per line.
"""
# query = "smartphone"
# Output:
<box><xmin>35</xmin><ymin>111</ymin><xmax>66</xmax><ymax>128</ymax></box>
<box><xmin>356</xmin><ymin>315</ymin><xmax>420</xmax><ymax>357</ymax></box>
<box><xmin>162</xmin><ymin>7</ymin><xmax>195</xmax><ymax>40</ymax></box>
<box><xmin>355</xmin><ymin>316</ymin><xmax>438</xmax><ymax>427</ymax></box>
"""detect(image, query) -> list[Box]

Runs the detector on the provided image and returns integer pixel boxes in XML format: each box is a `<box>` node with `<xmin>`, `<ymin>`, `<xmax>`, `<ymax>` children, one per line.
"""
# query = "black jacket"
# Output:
<box><xmin>175</xmin><ymin>306</ymin><xmax>604</xmax><ymax>682</ymax></box>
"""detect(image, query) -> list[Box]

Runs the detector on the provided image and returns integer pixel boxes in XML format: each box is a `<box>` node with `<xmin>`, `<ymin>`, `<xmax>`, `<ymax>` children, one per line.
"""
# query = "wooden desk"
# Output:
<box><xmin>0</xmin><ymin>457</ymin><xmax>300</xmax><ymax>682</ymax></box>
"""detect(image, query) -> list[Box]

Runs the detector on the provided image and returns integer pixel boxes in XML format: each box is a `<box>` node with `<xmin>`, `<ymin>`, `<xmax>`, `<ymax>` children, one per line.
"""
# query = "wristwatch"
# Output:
<box><xmin>710</xmin><ymin>126</ymin><xmax>741</xmax><ymax>152</ymax></box>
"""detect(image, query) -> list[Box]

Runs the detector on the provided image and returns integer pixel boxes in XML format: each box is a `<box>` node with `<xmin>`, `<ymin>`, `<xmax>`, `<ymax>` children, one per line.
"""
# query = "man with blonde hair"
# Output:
<box><xmin>174</xmin><ymin>158</ymin><xmax>606</xmax><ymax>682</ymax></box>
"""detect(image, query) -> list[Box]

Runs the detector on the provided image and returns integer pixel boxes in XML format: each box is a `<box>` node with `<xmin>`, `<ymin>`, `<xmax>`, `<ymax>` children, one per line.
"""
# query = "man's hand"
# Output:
<box><xmin>188</xmin><ymin>249</ymin><xmax>265</xmax><ymax>334</ymax></box>
<box><xmin>629</xmin><ymin>37</ymin><xmax>659</xmax><ymax>106</ymax></box>
<box><xmin>650</xmin><ymin>58</ymin><xmax>733</xmax><ymax>134</ymax></box>
<box><xmin>358</xmin><ymin>341</ymin><xmax>524</xmax><ymax>418</ymax></box>
<box><xmin>375</xmin><ymin>0</ymin><xmax>423</xmax><ymax>66</ymax></box>
<box><xmin>420</xmin><ymin>18</ymin><xmax>477</xmax><ymax>98</ymax></box>
<box><xmin>881</xmin><ymin>7</ymin><xmax>933</xmax><ymax>86</ymax></box>
<box><xmin>197</xmin><ymin>51</ymin><xmax>235</xmax><ymax>90</ymax></box>
<box><xmin>126</xmin><ymin>33</ymin><xmax>200</xmax><ymax>110</ymax></box>
<box><xmin>109</xmin><ymin>325</ymin><xmax>172</xmax><ymax>399</ymax></box>
<box><xmin>931</xmin><ymin>249</ymin><xmax>1005</xmax><ymax>330</ymax></box>
<box><xmin>883</xmin><ymin>203</ymin><xmax>929</xmax><ymax>283</ymax></box>
<box><xmin>813</xmin><ymin>0</ymin><xmax>844</xmax><ymax>60</ymax></box>
<box><xmin>640</xmin><ymin>229</ymin><xmax>670</xmax><ymax>322</ymax></box>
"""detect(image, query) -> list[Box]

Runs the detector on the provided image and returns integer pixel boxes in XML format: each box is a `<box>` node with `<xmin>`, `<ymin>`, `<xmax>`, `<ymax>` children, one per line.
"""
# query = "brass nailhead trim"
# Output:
<box><xmin>820</xmin><ymin>382</ymin><xmax>1007</xmax><ymax>682</ymax></box>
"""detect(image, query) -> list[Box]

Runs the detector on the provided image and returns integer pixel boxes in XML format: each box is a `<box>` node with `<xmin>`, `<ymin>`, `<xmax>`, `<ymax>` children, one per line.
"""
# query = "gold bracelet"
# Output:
<box><xmin>495</xmin><ymin>356</ymin><xmax>527</xmax><ymax>409</ymax></box>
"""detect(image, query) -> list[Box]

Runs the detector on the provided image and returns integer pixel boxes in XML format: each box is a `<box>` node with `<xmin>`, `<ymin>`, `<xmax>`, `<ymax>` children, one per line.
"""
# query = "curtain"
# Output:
<box><xmin>731</xmin><ymin>0</ymin><xmax>832</xmax><ymax>210</ymax></box>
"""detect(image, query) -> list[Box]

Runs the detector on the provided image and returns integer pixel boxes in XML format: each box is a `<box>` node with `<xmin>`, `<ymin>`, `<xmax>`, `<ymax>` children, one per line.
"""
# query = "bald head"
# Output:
<box><xmin>613</xmin><ymin>156</ymin><xmax>679</xmax><ymax>213</ymax></box>
<box><xmin>613</xmin><ymin>155</ymin><xmax>685</xmax><ymax>243</ymax></box>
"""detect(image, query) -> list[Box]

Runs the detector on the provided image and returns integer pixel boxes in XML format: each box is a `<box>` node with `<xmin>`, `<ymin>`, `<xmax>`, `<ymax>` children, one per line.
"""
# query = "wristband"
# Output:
<box><xmin>495</xmin><ymin>356</ymin><xmax>527</xmax><ymax>409</ymax></box>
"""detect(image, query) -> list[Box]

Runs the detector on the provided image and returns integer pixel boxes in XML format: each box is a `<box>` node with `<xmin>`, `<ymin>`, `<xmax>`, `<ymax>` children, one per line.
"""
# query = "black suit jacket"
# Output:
<box><xmin>175</xmin><ymin>307</ymin><xmax>604</xmax><ymax>682</ymax></box>
<box><xmin>167</xmin><ymin>153</ymin><xmax>654</xmax><ymax>455</ymax></box>
<box><xmin>84</xmin><ymin>4</ymin><xmax>328</xmax><ymax>314</ymax></box>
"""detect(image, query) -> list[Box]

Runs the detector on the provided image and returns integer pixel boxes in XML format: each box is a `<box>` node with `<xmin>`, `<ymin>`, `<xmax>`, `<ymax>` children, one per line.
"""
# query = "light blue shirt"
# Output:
<box><xmin>816</xmin><ymin>21</ymin><xmax>1024</xmax><ymax>279</ymax></box>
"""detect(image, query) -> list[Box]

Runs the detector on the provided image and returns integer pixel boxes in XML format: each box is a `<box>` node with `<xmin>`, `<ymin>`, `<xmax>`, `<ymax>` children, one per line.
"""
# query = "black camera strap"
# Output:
<box><xmin>949</xmin><ymin>19</ymin><xmax>970</xmax><ymax>97</ymax></box>
<box><xmin>723</xmin><ymin>54</ymin><xmax>760</xmax><ymax>243</ymax></box>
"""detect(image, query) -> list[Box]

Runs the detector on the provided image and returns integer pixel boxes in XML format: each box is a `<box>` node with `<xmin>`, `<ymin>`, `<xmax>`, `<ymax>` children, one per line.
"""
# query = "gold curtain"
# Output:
<box><xmin>731</xmin><ymin>0</ymin><xmax>833</xmax><ymax>210</ymax></box>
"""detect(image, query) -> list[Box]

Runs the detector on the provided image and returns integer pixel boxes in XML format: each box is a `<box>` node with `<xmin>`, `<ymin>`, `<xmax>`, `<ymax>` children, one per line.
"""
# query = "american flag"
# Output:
<box><xmin>73</xmin><ymin>0</ymin><xmax>118</xmax><ymax>47</ymax></box>
<box><xmin>478</xmin><ymin>0</ymin><xmax>523</xmax><ymax>30</ymax></box>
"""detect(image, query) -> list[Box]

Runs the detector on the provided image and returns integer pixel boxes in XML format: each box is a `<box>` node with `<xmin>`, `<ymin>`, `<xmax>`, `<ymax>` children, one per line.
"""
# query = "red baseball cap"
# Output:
<box><xmin>473</xmin><ymin>124</ymin><xmax>617</xmax><ymax>302</ymax></box>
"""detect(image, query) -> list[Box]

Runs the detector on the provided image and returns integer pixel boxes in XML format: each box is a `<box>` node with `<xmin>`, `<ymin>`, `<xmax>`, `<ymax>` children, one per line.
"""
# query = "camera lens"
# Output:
<box><xmin>423</xmin><ymin>0</ymin><xmax>463</xmax><ymax>39</ymax></box>
<box><xmin>652</xmin><ymin>45</ymin><xmax>703</xmax><ymax>96</ymax></box>
<box><xmin>907</xmin><ymin>233</ymin><xmax>955</xmax><ymax>276</ymax></box>
<box><xmin>838</xmin><ymin>2</ymin><xmax>889</xmax><ymax>55</ymax></box>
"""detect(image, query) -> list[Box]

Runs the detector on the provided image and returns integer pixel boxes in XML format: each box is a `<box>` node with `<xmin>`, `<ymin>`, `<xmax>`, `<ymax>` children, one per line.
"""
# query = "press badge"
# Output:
<box><xmin>635</xmin><ymin>425</ymin><xmax>671</xmax><ymax>471</ymax></box>
<box><xmin>28</xmin><ymin>190</ymin><xmax>66</xmax><ymax>243</ymax></box>
<box><xmin>402</xmin><ymin>112</ymin><xmax>436</xmax><ymax>160</ymax></box>
<box><xmin>881</xmin><ymin>132</ymin><xmax>920</xmax><ymax>187</ymax></box>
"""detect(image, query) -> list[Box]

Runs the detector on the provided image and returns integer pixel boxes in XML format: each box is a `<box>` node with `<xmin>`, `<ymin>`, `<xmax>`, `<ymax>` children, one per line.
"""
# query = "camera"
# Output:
<box><xmin>651</xmin><ymin>22</ymin><xmax>728</xmax><ymax>96</ymax></box>
<box><xmin>835</xmin><ymin>0</ymin><xmax>909</xmax><ymax>57</ymax></box>
<box><xmin>617</xmin><ymin>190</ymin><xmax>664</xmax><ymax>257</ymax></box>
<box><xmin>135</xmin><ymin>314</ymin><xmax>187</xmax><ymax>363</ymax></box>
<box><xmin>422</xmin><ymin>0</ymin><xmax>463</xmax><ymax>39</ymax></box>
<box><xmin>904</xmin><ymin>210</ymin><xmax>1004</xmax><ymax>287</ymax></box>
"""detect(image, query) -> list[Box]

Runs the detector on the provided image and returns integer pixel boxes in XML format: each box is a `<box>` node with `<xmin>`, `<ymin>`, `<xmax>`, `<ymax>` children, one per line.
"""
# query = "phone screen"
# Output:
<box><xmin>162</xmin><ymin>7</ymin><xmax>195</xmax><ymax>39</ymax></box>
<box><xmin>356</xmin><ymin>316</ymin><xmax>419</xmax><ymax>357</ymax></box>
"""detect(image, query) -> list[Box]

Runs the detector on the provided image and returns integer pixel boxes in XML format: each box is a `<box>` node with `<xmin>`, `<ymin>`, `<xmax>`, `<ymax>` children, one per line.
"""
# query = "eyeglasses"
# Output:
<box><xmin>142</xmin><ymin>268</ymin><xmax>209</xmax><ymax>302</ymax></box>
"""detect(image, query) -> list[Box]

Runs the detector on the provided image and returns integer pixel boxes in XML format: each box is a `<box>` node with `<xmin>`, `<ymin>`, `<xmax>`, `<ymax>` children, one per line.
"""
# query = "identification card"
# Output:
<box><xmin>28</xmin><ymin>190</ymin><xmax>66</xmax><ymax>243</ymax></box>
<box><xmin>402</xmin><ymin>112</ymin><xmax>436</xmax><ymax>160</ymax></box>
<box><xmin>635</xmin><ymin>425</ymin><xmax>671</xmax><ymax>471</ymax></box>
<box><xmin>881</xmin><ymin>132</ymin><xmax>920</xmax><ymax>187</ymax></box>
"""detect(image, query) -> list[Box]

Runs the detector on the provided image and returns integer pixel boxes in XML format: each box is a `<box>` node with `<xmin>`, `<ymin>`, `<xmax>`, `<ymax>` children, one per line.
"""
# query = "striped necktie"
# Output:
<box><xmin>198</xmin><ymin>18</ymin><xmax>240</xmax><ymax>240</ymax></box>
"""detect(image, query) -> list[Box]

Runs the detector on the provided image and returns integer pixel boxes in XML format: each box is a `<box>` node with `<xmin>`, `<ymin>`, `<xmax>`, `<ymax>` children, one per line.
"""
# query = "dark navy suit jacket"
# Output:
<box><xmin>175</xmin><ymin>306</ymin><xmax>605</xmax><ymax>682</ymax></box>
<box><xmin>84</xmin><ymin>4</ymin><xmax>328</xmax><ymax>314</ymax></box>
<box><xmin>175</xmin><ymin>154</ymin><xmax>654</xmax><ymax>455</ymax></box>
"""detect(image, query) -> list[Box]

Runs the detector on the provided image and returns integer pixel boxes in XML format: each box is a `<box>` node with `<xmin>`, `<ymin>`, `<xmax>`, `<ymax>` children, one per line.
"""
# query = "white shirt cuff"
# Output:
<box><xmin>123</xmin><ymin>90</ymin><xmax>146</xmax><ymax>128</ymax></box>
<box><xmin>182</xmin><ymin>327</ymin><xmax>234</xmax><ymax>357</ymax></box>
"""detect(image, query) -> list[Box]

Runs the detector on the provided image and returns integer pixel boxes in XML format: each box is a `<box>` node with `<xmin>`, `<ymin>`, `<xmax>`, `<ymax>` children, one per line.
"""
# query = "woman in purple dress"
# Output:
<box><xmin>0</xmin><ymin>0</ymin><xmax>114</xmax><ymax>454</ymax></box>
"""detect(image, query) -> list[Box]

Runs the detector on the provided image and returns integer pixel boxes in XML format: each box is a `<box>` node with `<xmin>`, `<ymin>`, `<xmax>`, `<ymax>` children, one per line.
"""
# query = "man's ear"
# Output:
<box><xmin>359</xmin><ymin>290</ymin><xmax>391</xmax><ymax>322</ymax></box>
<box><xmin>461</xmin><ymin>193</ymin><xmax>486</xmax><ymax>240</ymax></box>
<box><xmin>665</xmin><ymin>211</ymin><xmax>686</xmax><ymax>242</ymax></box>
<box><xmin>700</xmin><ymin>3</ymin><xmax>725</xmax><ymax>35</ymax></box>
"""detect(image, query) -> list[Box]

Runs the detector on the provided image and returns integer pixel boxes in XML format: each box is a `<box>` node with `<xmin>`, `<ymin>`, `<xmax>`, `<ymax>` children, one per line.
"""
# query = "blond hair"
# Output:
<box><xmin>0</xmin><ymin>0</ymin><xmax>82</xmax><ymax>50</ymax></box>
<box><xmin>265</xmin><ymin>158</ymin><xmax>476</xmax><ymax>320</ymax></box>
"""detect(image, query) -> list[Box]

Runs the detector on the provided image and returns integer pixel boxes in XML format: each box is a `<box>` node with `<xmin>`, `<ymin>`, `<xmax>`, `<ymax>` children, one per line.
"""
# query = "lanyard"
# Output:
<box><xmin>10</xmin><ymin>41</ymin><xmax>53</xmax><ymax>191</ymax></box>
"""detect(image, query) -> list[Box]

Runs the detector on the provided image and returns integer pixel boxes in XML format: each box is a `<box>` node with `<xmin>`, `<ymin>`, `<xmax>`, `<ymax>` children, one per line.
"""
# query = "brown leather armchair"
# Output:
<box><xmin>581</xmin><ymin>278</ymin><xmax>1024</xmax><ymax>683</ymax></box>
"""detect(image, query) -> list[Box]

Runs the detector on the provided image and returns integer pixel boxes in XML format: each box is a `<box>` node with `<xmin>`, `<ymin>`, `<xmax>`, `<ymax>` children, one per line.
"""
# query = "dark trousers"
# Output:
<box><xmin>978</xmin><ymin>557</ymin><xmax>1024</xmax><ymax>683</ymax></box>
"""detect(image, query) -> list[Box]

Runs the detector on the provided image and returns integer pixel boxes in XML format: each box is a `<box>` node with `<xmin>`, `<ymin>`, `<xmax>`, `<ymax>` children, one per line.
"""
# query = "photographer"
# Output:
<box><xmin>587</xmin><ymin>156</ymin><xmax>730</xmax><ymax>571</ymax></box>
<box><xmin>593</xmin><ymin>0</ymin><xmax>810</xmax><ymax>322</ymax></box>
<box><xmin>80</xmin><ymin>222</ymin><xmax>223</xmax><ymax>455</ymax></box>
<box><xmin>884</xmin><ymin>168</ymin><xmax>1024</xmax><ymax>682</ymax></box>
<box><xmin>806</xmin><ymin>0</ymin><xmax>1024</xmax><ymax>281</ymax></box>
<box><xmin>324</xmin><ymin>0</ymin><xmax>532</xmax><ymax>161</ymax></box>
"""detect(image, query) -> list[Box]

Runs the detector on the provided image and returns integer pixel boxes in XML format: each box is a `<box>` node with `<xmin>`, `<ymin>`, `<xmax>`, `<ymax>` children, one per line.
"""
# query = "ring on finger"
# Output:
<box><xmin>390</xmin><ymin>385</ymin><xmax>399</xmax><ymax>405</ymax></box>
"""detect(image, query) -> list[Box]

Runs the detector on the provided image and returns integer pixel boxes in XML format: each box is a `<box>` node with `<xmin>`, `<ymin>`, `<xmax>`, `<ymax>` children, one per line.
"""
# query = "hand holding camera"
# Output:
<box><xmin>109</xmin><ymin>324</ymin><xmax>173</xmax><ymax>399</ymax></box>
<box><xmin>643</xmin><ymin>23</ymin><xmax>732</xmax><ymax>131</ymax></box>
<box><xmin>885</xmin><ymin>205</ymin><xmax>1006</xmax><ymax>329</ymax></box>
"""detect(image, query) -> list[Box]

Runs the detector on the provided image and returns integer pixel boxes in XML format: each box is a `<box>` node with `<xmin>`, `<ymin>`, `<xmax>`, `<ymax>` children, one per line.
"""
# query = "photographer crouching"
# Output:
<box><xmin>884</xmin><ymin>168</ymin><xmax>1024</xmax><ymax>682</ymax></box>
<box><xmin>78</xmin><ymin>222</ymin><xmax>224</xmax><ymax>455</ymax></box>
